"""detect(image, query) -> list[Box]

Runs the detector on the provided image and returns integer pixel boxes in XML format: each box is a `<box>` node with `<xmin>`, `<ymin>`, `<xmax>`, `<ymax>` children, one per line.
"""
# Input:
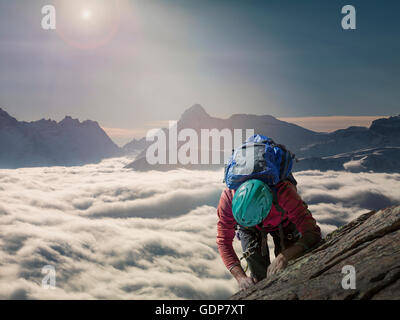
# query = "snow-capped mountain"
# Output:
<box><xmin>295</xmin><ymin>147</ymin><xmax>400</xmax><ymax>173</ymax></box>
<box><xmin>297</xmin><ymin>116</ymin><xmax>400</xmax><ymax>158</ymax></box>
<box><xmin>0</xmin><ymin>108</ymin><xmax>121</xmax><ymax>168</ymax></box>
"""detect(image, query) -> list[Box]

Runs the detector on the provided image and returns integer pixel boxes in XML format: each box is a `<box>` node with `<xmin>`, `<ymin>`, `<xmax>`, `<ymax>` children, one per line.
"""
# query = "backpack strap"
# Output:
<box><xmin>256</xmin><ymin>223</ymin><xmax>269</xmax><ymax>257</ymax></box>
<box><xmin>237</xmin><ymin>183</ymin><xmax>290</xmax><ymax>259</ymax></box>
<box><xmin>270</xmin><ymin>186</ymin><xmax>286</xmax><ymax>252</ymax></box>
<box><xmin>253</xmin><ymin>186</ymin><xmax>287</xmax><ymax>256</ymax></box>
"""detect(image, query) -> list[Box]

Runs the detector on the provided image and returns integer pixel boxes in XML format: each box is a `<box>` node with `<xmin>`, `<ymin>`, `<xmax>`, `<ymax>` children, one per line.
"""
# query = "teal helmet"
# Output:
<box><xmin>232</xmin><ymin>179</ymin><xmax>273</xmax><ymax>227</ymax></box>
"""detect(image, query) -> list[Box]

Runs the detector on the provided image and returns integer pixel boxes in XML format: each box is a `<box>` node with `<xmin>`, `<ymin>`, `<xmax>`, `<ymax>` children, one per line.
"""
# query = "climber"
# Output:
<box><xmin>216</xmin><ymin>178</ymin><xmax>322</xmax><ymax>291</ymax></box>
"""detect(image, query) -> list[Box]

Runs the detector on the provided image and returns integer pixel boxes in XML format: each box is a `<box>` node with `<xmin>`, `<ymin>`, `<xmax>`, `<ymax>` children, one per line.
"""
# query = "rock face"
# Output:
<box><xmin>231</xmin><ymin>205</ymin><xmax>400</xmax><ymax>300</ymax></box>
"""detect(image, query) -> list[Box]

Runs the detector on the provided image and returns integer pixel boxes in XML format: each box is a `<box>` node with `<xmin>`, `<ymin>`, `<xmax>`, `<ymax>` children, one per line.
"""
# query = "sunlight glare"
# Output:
<box><xmin>82</xmin><ymin>9</ymin><xmax>92</xmax><ymax>20</ymax></box>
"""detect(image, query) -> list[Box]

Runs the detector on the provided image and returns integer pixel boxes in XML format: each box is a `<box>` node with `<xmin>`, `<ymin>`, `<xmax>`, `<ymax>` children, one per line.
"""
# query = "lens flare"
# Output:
<box><xmin>55</xmin><ymin>0</ymin><xmax>121</xmax><ymax>50</ymax></box>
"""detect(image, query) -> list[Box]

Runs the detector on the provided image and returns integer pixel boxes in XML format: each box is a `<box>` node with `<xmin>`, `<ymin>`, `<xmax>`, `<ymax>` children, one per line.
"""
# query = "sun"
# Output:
<box><xmin>56</xmin><ymin>0</ymin><xmax>122</xmax><ymax>50</ymax></box>
<box><xmin>81</xmin><ymin>9</ymin><xmax>92</xmax><ymax>20</ymax></box>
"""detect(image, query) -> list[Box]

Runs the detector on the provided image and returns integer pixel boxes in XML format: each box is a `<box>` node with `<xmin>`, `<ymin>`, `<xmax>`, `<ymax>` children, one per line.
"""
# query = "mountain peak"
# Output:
<box><xmin>370</xmin><ymin>115</ymin><xmax>400</xmax><ymax>135</ymax></box>
<box><xmin>0</xmin><ymin>108</ymin><xmax>12</xmax><ymax>118</ymax></box>
<box><xmin>59</xmin><ymin>116</ymin><xmax>81</xmax><ymax>127</ymax></box>
<box><xmin>82</xmin><ymin>119</ymin><xmax>101</xmax><ymax>128</ymax></box>
<box><xmin>0</xmin><ymin>108</ymin><xmax>18</xmax><ymax>127</ymax></box>
<box><xmin>179</xmin><ymin>104</ymin><xmax>210</xmax><ymax>122</ymax></box>
<box><xmin>0</xmin><ymin>110</ymin><xmax>120</xmax><ymax>168</ymax></box>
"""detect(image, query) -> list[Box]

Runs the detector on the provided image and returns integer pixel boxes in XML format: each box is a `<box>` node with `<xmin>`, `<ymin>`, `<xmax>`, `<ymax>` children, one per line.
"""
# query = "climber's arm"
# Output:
<box><xmin>216</xmin><ymin>189</ymin><xmax>240</xmax><ymax>270</ymax></box>
<box><xmin>268</xmin><ymin>181</ymin><xmax>322</xmax><ymax>276</ymax></box>
<box><xmin>278</xmin><ymin>181</ymin><xmax>322</xmax><ymax>252</ymax></box>
<box><xmin>216</xmin><ymin>189</ymin><xmax>256</xmax><ymax>290</ymax></box>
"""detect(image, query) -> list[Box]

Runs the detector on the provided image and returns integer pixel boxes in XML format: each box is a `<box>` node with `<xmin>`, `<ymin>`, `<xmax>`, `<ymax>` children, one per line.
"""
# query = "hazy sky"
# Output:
<box><xmin>0</xmin><ymin>0</ymin><xmax>399</xmax><ymax>143</ymax></box>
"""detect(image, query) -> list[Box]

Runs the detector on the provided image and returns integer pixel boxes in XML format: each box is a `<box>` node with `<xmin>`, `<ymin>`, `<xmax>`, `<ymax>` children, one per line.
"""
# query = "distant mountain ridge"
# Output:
<box><xmin>123</xmin><ymin>104</ymin><xmax>325</xmax><ymax>155</ymax></box>
<box><xmin>0</xmin><ymin>108</ymin><xmax>121</xmax><ymax>168</ymax></box>
<box><xmin>122</xmin><ymin>137</ymin><xmax>149</xmax><ymax>156</ymax></box>
<box><xmin>297</xmin><ymin>116</ymin><xmax>400</xmax><ymax>158</ymax></box>
<box><xmin>125</xmin><ymin>104</ymin><xmax>325</xmax><ymax>171</ymax></box>
<box><xmin>2</xmin><ymin>105</ymin><xmax>399</xmax><ymax>172</ymax></box>
<box><xmin>126</xmin><ymin>105</ymin><xmax>400</xmax><ymax>173</ymax></box>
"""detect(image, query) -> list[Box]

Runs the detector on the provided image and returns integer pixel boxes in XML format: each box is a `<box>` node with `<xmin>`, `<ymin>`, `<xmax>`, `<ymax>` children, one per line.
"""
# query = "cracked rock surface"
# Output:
<box><xmin>231</xmin><ymin>206</ymin><xmax>400</xmax><ymax>300</ymax></box>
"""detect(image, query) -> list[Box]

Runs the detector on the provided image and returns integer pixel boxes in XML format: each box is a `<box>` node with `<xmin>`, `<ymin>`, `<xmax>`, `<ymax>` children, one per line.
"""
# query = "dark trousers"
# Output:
<box><xmin>238</xmin><ymin>222</ymin><xmax>300</xmax><ymax>281</ymax></box>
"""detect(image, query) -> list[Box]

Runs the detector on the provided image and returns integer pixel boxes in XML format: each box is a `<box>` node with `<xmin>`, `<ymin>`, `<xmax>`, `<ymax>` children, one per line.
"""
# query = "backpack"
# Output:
<box><xmin>224</xmin><ymin>134</ymin><xmax>297</xmax><ymax>190</ymax></box>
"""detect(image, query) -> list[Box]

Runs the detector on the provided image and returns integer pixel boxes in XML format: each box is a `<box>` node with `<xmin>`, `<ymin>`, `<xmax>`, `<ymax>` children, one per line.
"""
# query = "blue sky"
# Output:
<box><xmin>0</xmin><ymin>0</ymin><xmax>399</xmax><ymax>143</ymax></box>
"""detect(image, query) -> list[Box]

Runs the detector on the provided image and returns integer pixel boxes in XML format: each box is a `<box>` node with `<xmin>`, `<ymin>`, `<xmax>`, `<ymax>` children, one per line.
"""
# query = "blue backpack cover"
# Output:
<box><xmin>224</xmin><ymin>134</ymin><xmax>296</xmax><ymax>190</ymax></box>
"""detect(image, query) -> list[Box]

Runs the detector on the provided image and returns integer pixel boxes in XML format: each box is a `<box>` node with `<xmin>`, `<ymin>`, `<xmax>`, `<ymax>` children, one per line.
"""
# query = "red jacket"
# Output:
<box><xmin>216</xmin><ymin>180</ymin><xmax>321</xmax><ymax>271</ymax></box>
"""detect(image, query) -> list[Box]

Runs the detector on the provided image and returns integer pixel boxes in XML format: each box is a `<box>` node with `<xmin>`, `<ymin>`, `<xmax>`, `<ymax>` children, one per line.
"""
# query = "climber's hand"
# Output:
<box><xmin>267</xmin><ymin>253</ymin><xmax>288</xmax><ymax>277</ymax></box>
<box><xmin>230</xmin><ymin>265</ymin><xmax>255</xmax><ymax>290</ymax></box>
<box><xmin>237</xmin><ymin>276</ymin><xmax>255</xmax><ymax>291</ymax></box>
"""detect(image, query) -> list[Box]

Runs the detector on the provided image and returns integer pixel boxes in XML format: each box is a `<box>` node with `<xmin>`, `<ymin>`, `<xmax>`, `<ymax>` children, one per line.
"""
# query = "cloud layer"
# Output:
<box><xmin>0</xmin><ymin>158</ymin><xmax>399</xmax><ymax>299</ymax></box>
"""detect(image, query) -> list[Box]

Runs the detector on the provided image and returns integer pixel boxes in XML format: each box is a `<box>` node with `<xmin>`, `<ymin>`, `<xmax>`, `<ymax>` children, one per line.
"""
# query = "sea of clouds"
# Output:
<box><xmin>0</xmin><ymin>157</ymin><xmax>399</xmax><ymax>300</ymax></box>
